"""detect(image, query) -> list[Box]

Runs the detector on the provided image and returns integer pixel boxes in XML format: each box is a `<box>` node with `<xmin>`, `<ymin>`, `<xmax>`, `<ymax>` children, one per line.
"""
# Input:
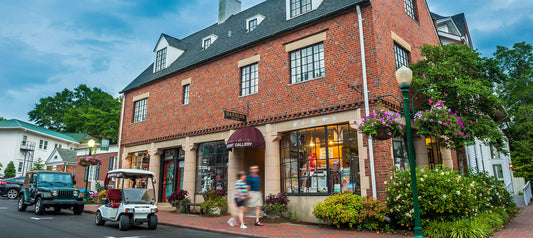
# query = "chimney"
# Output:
<box><xmin>218</xmin><ymin>0</ymin><xmax>241</xmax><ymax>24</ymax></box>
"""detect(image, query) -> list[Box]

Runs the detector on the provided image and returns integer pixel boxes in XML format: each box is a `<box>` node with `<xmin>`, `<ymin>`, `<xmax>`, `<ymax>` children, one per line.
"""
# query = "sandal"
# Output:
<box><xmin>254</xmin><ymin>221</ymin><xmax>263</xmax><ymax>226</ymax></box>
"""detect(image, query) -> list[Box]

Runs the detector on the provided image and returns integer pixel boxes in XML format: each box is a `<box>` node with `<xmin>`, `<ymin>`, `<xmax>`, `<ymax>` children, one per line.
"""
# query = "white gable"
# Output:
<box><xmin>153</xmin><ymin>37</ymin><xmax>184</xmax><ymax>73</ymax></box>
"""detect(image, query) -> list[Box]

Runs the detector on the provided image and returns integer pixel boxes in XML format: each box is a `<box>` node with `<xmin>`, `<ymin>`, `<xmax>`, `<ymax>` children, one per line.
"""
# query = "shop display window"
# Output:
<box><xmin>195</xmin><ymin>141</ymin><xmax>228</xmax><ymax>194</ymax></box>
<box><xmin>280</xmin><ymin>124</ymin><xmax>360</xmax><ymax>195</ymax></box>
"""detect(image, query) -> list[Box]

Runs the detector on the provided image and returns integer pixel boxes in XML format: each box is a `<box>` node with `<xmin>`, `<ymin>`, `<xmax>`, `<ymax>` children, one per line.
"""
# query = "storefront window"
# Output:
<box><xmin>426</xmin><ymin>137</ymin><xmax>443</xmax><ymax>170</ymax></box>
<box><xmin>280</xmin><ymin>124</ymin><xmax>360</xmax><ymax>195</ymax></box>
<box><xmin>131</xmin><ymin>151</ymin><xmax>150</xmax><ymax>170</ymax></box>
<box><xmin>195</xmin><ymin>141</ymin><xmax>228</xmax><ymax>194</ymax></box>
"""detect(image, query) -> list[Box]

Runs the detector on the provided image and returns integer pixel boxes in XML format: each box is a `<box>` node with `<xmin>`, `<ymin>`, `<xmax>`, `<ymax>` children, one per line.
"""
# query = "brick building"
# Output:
<box><xmin>119</xmin><ymin>0</ymin><xmax>446</xmax><ymax>222</ymax></box>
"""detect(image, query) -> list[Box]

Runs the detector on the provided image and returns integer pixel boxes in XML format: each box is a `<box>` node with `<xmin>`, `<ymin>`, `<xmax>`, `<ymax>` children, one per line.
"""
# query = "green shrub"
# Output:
<box><xmin>423</xmin><ymin>210</ymin><xmax>509</xmax><ymax>238</ymax></box>
<box><xmin>386</xmin><ymin>166</ymin><xmax>516</xmax><ymax>229</ymax></box>
<box><xmin>312</xmin><ymin>192</ymin><xmax>388</xmax><ymax>230</ymax></box>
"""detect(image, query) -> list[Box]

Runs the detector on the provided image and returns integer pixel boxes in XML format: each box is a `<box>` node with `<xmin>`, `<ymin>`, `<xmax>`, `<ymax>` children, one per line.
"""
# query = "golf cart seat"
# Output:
<box><xmin>106</xmin><ymin>189</ymin><xmax>122</xmax><ymax>208</ymax></box>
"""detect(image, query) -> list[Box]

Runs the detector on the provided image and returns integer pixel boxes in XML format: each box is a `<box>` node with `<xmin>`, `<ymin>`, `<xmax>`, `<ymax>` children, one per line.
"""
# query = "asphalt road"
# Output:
<box><xmin>0</xmin><ymin>198</ymin><xmax>239</xmax><ymax>238</ymax></box>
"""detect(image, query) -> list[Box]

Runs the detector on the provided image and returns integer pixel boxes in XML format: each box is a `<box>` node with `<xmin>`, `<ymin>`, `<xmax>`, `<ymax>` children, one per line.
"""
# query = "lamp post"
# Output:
<box><xmin>85</xmin><ymin>139</ymin><xmax>96</xmax><ymax>200</ymax></box>
<box><xmin>395</xmin><ymin>66</ymin><xmax>424</xmax><ymax>238</ymax></box>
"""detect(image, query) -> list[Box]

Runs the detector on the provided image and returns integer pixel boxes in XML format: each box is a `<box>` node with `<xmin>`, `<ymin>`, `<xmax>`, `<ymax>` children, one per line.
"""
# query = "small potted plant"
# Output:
<box><xmin>356</xmin><ymin>108</ymin><xmax>405</xmax><ymax>140</ymax></box>
<box><xmin>414</xmin><ymin>99</ymin><xmax>469</xmax><ymax>149</ymax></box>
<box><xmin>201</xmin><ymin>188</ymin><xmax>227</xmax><ymax>216</ymax></box>
<box><xmin>167</xmin><ymin>189</ymin><xmax>190</xmax><ymax>213</ymax></box>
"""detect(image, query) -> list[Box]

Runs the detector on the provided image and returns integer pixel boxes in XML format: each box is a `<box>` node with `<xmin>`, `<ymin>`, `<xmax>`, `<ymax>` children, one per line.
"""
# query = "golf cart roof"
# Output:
<box><xmin>107</xmin><ymin>169</ymin><xmax>154</xmax><ymax>178</ymax></box>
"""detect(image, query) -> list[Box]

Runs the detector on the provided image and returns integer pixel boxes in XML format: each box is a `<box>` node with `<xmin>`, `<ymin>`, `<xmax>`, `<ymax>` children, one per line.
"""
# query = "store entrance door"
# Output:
<box><xmin>162</xmin><ymin>160</ymin><xmax>175</xmax><ymax>202</ymax></box>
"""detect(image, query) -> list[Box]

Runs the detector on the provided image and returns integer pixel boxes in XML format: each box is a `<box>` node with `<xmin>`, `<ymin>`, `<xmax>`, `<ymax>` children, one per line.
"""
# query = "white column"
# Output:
<box><xmin>442</xmin><ymin>147</ymin><xmax>454</xmax><ymax>169</ymax></box>
<box><xmin>414</xmin><ymin>136</ymin><xmax>428</xmax><ymax>168</ymax></box>
<box><xmin>182</xmin><ymin>137</ymin><xmax>197</xmax><ymax>201</ymax></box>
<box><xmin>148</xmin><ymin>143</ymin><xmax>161</xmax><ymax>195</ymax></box>
<box><xmin>264</xmin><ymin>124</ymin><xmax>281</xmax><ymax>197</ymax></box>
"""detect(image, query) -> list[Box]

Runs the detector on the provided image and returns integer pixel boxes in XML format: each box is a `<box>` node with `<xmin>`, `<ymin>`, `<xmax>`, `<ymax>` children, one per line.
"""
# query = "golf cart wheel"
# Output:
<box><xmin>7</xmin><ymin>188</ymin><xmax>19</xmax><ymax>199</ymax></box>
<box><xmin>119</xmin><ymin>214</ymin><xmax>130</xmax><ymax>231</ymax></box>
<box><xmin>148</xmin><ymin>215</ymin><xmax>158</xmax><ymax>230</ymax></box>
<box><xmin>17</xmin><ymin>196</ymin><xmax>27</xmax><ymax>212</ymax></box>
<box><xmin>34</xmin><ymin>197</ymin><xmax>45</xmax><ymax>215</ymax></box>
<box><xmin>73</xmin><ymin>204</ymin><xmax>84</xmax><ymax>215</ymax></box>
<box><xmin>95</xmin><ymin>210</ymin><xmax>105</xmax><ymax>226</ymax></box>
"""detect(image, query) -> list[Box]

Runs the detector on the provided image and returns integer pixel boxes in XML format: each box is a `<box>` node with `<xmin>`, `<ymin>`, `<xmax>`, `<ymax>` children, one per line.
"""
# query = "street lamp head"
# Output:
<box><xmin>395</xmin><ymin>66</ymin><xmax>413</xmax><ymax>87</ymax></box>
<box><xmin>88</xmin><ymin>139</ymin><xmax>96</xmax><ymax>148</ymax></box>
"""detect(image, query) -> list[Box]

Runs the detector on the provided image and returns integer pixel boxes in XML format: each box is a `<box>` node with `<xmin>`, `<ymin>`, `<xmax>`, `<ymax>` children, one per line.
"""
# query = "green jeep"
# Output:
<box><xmin>17</xmin><ymin>171</ymin><xmax>85</xmax><ymax>215</ymax></box>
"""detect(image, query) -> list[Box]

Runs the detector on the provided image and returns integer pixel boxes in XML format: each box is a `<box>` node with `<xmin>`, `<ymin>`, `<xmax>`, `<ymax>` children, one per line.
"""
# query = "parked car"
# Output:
<box><xmin>18</xmin><ymin>171</ymin><xmax>85</xmax><ymax>215</ymax></box>
<box><xmin>0</xmin><ymin>176</ymin><xmax>25</xmax><ymax>199</ymax></box>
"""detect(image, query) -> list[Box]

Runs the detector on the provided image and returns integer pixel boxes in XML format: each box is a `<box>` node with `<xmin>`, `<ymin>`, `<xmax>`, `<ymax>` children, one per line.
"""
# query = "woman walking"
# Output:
<box><xmin>227</xmin><ymin>171</ymin><xmax>249</xmax><ymax>229</ymax></box>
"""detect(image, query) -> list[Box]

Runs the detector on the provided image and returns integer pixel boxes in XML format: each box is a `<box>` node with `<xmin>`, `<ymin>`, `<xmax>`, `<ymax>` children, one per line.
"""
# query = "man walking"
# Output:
<box><xmin>247</xmin><ymin>165</ymin><xmax>263</xmax><ymax>226</ymax></box>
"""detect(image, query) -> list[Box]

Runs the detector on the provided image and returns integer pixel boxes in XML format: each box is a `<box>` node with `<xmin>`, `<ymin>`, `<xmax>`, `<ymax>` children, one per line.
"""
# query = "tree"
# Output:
<box><xmin>493</xmin><ymin>42</ymin><xmax>533</xmax><ymax>181</ymax></box>
<box><xmin>28</xmin><ymin>84</ymin><xmax>121</xmax><ymax>143</ymax></box>
<box><xmin>0</xmin><ymin>117</ymin><xmax>5</xmax><ymax>121</ymax></box>
<box><xmin>31</xmin><ymin>158</ymin><xmax>45</xmax><ymax>171</ymax></box>
<box><xmin>0</xmin><ymin>162</ymin><xmax>3</xmax><ymax>176</ymax></box>
<box><xmin>4</xmin><ymin>161</ymin><xmax>16</xmax><ymax>178</ymax></box>
<box><xmin>410</xmin><ymin>44</ymin><xmax>507</xmax><ymax>150</ymax></box>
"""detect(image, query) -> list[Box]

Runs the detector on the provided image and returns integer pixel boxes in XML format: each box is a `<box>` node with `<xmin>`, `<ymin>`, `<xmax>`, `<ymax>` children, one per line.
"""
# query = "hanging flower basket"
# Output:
<box><xmin>78</xmin><ymin>161</ymin><xmax>88</xmax><ymax>167</ymax></box>
<box><xmin>356</xmin><ymin>108</ymin><xmax>404</xmax><ymax>140</ymax></box>
<box><xmin>78</xmin><ymin>156</ymin><xmax>102</xmax><ymax>166</ymax></box>
<box><xmin>374</xmin><ymin>127</ymin><xmax>394</xmax><ymax>140</ymax></box>
<box><xmin>414</xmin><ymin>100</ymin><xmax>469</xmax><ymax>149</ymax></box>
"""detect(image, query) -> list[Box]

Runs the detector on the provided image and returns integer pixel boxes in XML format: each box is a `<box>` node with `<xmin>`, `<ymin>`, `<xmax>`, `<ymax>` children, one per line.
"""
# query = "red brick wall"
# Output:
<box><xmin>120</xmin><ymin>1</ymin><xmax>439</xmax><ymax>199</ymax></box>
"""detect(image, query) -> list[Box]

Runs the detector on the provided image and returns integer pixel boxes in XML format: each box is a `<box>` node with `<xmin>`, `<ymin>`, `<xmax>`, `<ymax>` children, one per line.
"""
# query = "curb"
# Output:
<box><xmin>83</xmin><ymin>209</ymin><xmax>264</xmax><ymax>238</ymax></box>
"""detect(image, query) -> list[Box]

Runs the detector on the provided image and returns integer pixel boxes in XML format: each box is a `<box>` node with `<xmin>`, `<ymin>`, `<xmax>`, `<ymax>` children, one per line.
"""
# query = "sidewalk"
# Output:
<box><xmin>83</xmin><ymin>205</ymin><xmax>406</xmax><ymax>238</ymax></box>
<box><xmin>83</xmin><ymin>204</ymin><xmax>533</xmax><ymax>238</ymax></box>
<box><xmin>494</xmin><ymin>203</ymin><xmax>533</xmax><ymax>238</ymax></box>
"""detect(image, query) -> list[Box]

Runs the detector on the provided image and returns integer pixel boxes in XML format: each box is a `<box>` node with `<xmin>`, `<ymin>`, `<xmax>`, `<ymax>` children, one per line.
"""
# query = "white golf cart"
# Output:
<box><xmin>95</xmin><ymin>169</ymin><xmax>158</xmax><ymax>231</ymax></box>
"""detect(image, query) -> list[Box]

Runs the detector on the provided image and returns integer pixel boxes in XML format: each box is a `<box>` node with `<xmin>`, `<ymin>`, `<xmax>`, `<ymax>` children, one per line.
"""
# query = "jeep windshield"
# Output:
<box><xmin>37</xmin><ymin>173</ymin><xmax>73</xmax><ymax>187</ymax></box>
<box><xmin>122</xmin><ymin>188</ymin><xmax>155</xmax><ymax>204</ymax></box>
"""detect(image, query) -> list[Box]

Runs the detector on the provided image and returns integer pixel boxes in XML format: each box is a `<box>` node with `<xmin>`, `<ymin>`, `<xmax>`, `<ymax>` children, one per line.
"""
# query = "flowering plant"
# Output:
<box><xmin>78</xmin><ymin>156</ymin><xmax>101</xmax><ymax>166</ymax></box>
<box><xmin>263</xmin><ymin>192</ymin><xmax>289</xmax><ymax>216</ymax></box>
<box><xmin>356</xmin><ymin>108</ymin><xmax>404</xmax><ymax>140</ymax></box>
<box><xmin>414</xmin><ymin>100</ymin><xmax>468</xmax><ymax>149</ymax></box>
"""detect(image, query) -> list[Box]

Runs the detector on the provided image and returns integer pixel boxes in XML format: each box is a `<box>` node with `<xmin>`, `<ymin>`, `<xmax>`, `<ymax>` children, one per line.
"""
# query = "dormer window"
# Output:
<box><xmin>203</xmin><ymin>38</ymin><xmax>211</xmax><ymax>49</ymax></box>
<box><xmin>246</xmin><ymin>14</ymin><xmax>265</xmax><ymax>32</ymax></box>
<box><xmin>290</xmin><ymin>0</ymin><xmax>312</xmax><ymax>18</ymax></box>
<box><xmin>155</xmin><ymin>47</ymin><xmax>167</xmax><ymax>72</ymax></box>
<box><xmin>248</xmin><ymin>19</ymin><xmax>257</xmax><ymax>32</ymax></box>
<box><xmin>202</xmin><ymin>35</ymin><xmax>218</xmax><ymax>49</ymax></box>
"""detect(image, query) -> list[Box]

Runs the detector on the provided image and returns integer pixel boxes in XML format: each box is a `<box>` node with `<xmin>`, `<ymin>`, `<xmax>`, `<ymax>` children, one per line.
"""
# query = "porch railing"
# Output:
<box><xmin>523</xmin><ymin>181</ymin><xmax>532</xmax><ymax>206</ymax></box>
<box><xmin>505</xmin><ymin>181</ymin><xmax>513</xmax><ymax>194</ymax></box>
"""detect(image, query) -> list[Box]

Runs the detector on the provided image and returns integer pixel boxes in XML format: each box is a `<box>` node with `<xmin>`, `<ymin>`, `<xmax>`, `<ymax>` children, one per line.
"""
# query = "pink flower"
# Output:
<box><xmin>429</xmin><ymin>99</ymin><xmax>433</xmax><ymax>104</ymax></box>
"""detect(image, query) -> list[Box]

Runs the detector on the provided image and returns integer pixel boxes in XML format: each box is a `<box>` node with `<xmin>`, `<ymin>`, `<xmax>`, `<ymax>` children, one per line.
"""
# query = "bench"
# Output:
<box><xmin>181</xmin><ymin>202</ymin><xmax>203</xmax><ymax>214</ymax></box>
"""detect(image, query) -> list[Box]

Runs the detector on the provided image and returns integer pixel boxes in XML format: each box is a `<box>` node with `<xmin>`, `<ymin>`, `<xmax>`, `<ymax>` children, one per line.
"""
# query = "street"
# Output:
<box><xmin>0</xmin><ymin>198</ymin><xmax>240</xmax><ymax>238</ymax></box>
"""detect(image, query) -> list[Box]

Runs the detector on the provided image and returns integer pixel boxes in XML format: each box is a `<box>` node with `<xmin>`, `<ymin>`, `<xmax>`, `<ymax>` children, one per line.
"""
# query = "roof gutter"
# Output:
<box><xmin>121</xmin><ymin>0</ymin><xmax>370</xmax><ymax>93</ymax></box>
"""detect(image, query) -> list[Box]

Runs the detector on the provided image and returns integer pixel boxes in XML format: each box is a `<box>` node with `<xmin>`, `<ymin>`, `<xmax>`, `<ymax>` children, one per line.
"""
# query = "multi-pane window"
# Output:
<box><xmin>195</xmin><ymin>141</ymin><xmax>228</xmax><ymax>194</ymax></box>
<box><xmin>133</xmin><ymin>98</ymin><xmax>148</xmax><ymax>123</ymax></box>
<box><xmin>489</xmin><ymin>146</ymin><xmax>500</xmax><ymax>159</ymax></box>
<box><xmin>18</xmin><ymin>162</ymin><xmax>23</xmax><ymax>172</ymax></box>
<box><xmin>155</xmin><ymin>48</ymin><xmax>167</xmax><ymax>72</ymax></box>
<box><xmin>404</xmin><ymin>0</ymin><xmax>417</xmax><ymax>20</ymax></box>
<box><xmin>183</xmin><ymin>84</ymin><xmax>190</xmax><ymax>104</ymax></box>
<box><xmin>43</xmin><ymin>141</ymin><xmax>48</xmax><ymax>150</ymax></box>
<box><xmin>39</xmin><ymin>140</ymin><xmax>44</xmax><ymax>149</ymax></box>
<box><xmin>290</xmin><ymin>0</ymin><xmax>312</xmax><ymax>18</ymax></box>
<box><xmin>394</xmin><ymin>43</ymin><xmax>410</xmax><ymax>69</ymax></box>
<box><xmin>392</xmin><ymin>137</ymin><xmax>409</xmax><ymax>171</ymax></box>
<box><xmin>426</xmin><ymin>137</ymin><xmax>443</xmax><ymax>170</ymax></box>
<box><xmin>109</xmin><ymin>157</ymin><xmax>114</xmax><ymax>171</ymax></box>
<box><xmin>203</xmin><ymin>38</ymin><xmax>211</xmax><ymax>49</ymax></box>
<box><xmin>290</xmin><ymin>43</ymin><xmax>325</xmax><ymax>84</ymax></box>
<box><xmin>280</xmin><ymin>124</ymin><xmax>360</xmax><ymax>195</ymax></box>
<box><xmin>241</xmin><ymin>63</ymin><xmax>258</xmax><ymax>96</ymax></box>
<box><xmin>492</xmin><ymin>164</ymin><xmax>504</xmax><ymax>181</ymax></box>
<box><xmin>248</xmin><ymin>18</ymin><xmax>258</xmax><ymax>32</ymax></box>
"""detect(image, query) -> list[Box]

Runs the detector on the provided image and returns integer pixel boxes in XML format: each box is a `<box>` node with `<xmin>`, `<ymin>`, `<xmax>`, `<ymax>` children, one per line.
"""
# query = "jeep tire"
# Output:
<box><xmin>73</xmin><ymin>204</ymin><xmax>84</xmax><ymax>215</ymax></box>
<box><xmin>17</xmin><ymin>196</ymin><xmax>27</xmax><ymax>212</ymax></box>
<box><xmin>148</xmin><ymin>214</ymin><xmax>158</xmax><ymax>230</ymax></box>
<box><xmin>119</xmin><ymin>214</ymin><xmax>130</xmax><ymax>231</ymax></box>
<box><xmin>34</xmin><ymin>197</ymin><xmax>45</xmax><ymax>215</ymax></box>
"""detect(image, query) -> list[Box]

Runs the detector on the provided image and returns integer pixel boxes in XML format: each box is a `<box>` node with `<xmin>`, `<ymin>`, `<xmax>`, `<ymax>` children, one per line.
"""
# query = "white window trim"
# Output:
<box><xmin>202</xmin><ymin>35</ymin><xmax>218</xmax><ymax>49</ymax></box>
<box><xmin>246</xmin><ymin>14</ymin><xmax>265</xmax><ymax>32</ymax></box>
<box><xmin>285</xmin><ymin>0</ymin><xmax>324</xmax><ymax>20</ymax></box>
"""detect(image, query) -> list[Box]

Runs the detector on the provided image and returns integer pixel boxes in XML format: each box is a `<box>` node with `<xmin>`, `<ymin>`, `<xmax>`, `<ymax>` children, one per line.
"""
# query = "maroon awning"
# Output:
<box><xmin>226</xmin><ymin>127</ymin><xmax>265</xmax><ymax>150</ymax></box>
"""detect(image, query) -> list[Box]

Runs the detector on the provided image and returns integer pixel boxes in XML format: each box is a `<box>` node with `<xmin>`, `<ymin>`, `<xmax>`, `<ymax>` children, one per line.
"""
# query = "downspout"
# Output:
<box><xmin>357</xmin><ymin>5</ymin><xmax>376</xmax><ymax>198</ymax></box>
<box><xmin>117</xmin><ymin>95</ymin><xmax>125</xmax><ymax>170</ymax></box>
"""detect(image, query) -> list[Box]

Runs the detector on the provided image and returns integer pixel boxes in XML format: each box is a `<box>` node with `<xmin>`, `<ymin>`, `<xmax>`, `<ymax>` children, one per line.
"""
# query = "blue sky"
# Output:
<box><xmin>0</xmin><ymin>0</ymin><xmax>531</xmax><ymax>122</ymax></box>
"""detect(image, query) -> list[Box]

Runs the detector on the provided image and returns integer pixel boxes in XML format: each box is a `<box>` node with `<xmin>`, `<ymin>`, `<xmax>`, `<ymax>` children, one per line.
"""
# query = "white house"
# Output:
<box><xmin>0</xmin><ymin>119</ymin><xmax>79</xmax><ymax>177</ymax></box>
<box><xmin>465</xmin><ymin>140</ymin><xmax>514</xmax><ymax>191</ymax></box>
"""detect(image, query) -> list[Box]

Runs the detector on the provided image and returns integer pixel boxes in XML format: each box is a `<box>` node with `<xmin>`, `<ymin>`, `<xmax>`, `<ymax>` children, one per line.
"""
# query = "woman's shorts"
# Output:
<box><xmin>235</xmin><ymin>198</ymin><xmax>245</xmax><ymax>207</ymax></box>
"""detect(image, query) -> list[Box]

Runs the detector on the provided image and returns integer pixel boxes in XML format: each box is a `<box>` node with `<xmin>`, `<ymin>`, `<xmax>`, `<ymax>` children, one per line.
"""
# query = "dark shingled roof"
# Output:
<box><xmin>121</xmin><ymin>0</ymin><xmax>368</xmax><ymax>93</ymax></box>
<box><xmin>431</xmin><ymin>12</ymin><xmax>467</xmax><ymax>36</ymax></box>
